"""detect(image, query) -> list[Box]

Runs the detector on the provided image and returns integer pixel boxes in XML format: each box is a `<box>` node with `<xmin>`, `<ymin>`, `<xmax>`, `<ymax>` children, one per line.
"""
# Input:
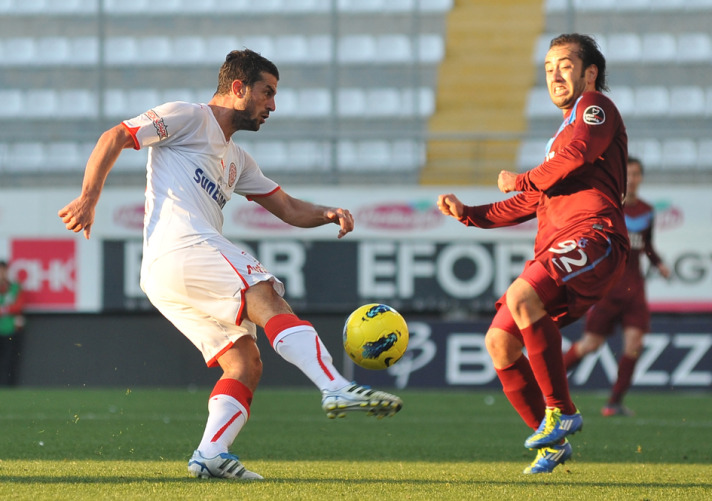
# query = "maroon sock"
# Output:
<box><xmin>609</xmin><ymin>354</ymin><xmax>638</xmax><ymax>405</ymax></box>
<box><xmin>495</xmin><ymin>354</ymin><xmax>546</xmax><ymax>430</ymax></box>
<box><xmin>563</xmin><ymin>343</ymin><xmax>583</xmax><ymax>371</ymax></box>
<box><xmin>521</xmin><ymin>316</ymin><xmax>576</xmax><ymax>414</ymax></box>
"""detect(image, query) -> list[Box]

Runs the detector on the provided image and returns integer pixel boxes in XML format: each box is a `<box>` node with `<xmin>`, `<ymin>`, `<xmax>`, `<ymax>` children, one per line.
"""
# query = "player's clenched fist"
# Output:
<box><xmin>58</xmin><ymin>196</ymin><xmax>96</xmax><ymax>239</ymax></box>
<box><xmin>325</xmin><ymin>207</ymin><xmax>354</xmax><ymax>239</ymax></box>
<box><xmin>437</xmin><ymin>193</ymin><xmax>464</xmax><ymax>219</ymax></box>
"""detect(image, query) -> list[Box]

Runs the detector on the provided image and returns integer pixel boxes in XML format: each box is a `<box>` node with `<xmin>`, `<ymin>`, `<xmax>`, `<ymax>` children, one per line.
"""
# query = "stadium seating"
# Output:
<box><xmin>527</xmin><ymin>4</ymin><xmax>712</xmax><ymax>181</ymax></box>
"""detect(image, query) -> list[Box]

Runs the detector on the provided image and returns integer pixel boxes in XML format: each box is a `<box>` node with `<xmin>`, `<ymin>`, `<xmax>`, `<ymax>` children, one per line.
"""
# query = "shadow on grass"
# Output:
<box><xmin>1</xmin><ymin>474</ymin><xmax>710</xmax><ymax>490</ymax></box>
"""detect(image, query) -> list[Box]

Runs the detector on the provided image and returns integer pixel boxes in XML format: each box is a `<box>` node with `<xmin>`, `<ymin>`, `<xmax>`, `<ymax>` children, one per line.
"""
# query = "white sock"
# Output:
<box><xmin>197</xmin><ymin>394</ymin><xmax>248</xmax><ymax>458</ymax></box>
<box><xmin>273</xmin><ymin>326</ymin><xmax>350</xmax><ymax>392</ymax></box>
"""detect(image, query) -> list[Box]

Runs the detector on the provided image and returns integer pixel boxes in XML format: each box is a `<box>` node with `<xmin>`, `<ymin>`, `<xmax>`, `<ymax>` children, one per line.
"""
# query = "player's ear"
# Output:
<box><xmin>231</xmin><ymin>79</ymin><xmax>246</xmax><ymax>98</ymax></box>
<box><xmin>585</xmin><ymin>65</ymin><xmax>598</xmax><ymax>89</ymax></box>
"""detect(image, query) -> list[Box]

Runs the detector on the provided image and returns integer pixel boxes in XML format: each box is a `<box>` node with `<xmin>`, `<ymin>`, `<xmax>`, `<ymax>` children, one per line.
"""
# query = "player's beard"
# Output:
<box><xmin>231</xmin><ymin>109</ymin><xmax>261</xmax><ymax>132</ymax></box>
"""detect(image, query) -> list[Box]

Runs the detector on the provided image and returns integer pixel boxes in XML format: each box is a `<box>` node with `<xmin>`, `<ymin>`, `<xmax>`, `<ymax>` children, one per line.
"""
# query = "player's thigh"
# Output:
<box><xmin>151</xmin><ymin>296</ymin><xmax>257</xmax><ymax>367</ymax></box>
<box><xmin>143</xmin><ymin>240</ymin><xmax>284</xmax><ymax>326</ymax></box>
<box><xmin>584</xmin><ymin>297</ymin><xmax>622</xmax><ymax>337</ymax></box>
<box><xmin>543</xmin><ymin>230</ymin><xmax>627</xmax><ymax>319</ymax></box>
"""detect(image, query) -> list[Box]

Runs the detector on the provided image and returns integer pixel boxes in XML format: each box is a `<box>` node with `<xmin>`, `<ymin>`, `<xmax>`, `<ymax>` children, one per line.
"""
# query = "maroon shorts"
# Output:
<box><xmin>491</xmin><ymin>228</ymin><xmax>627</xmax><ymax>341</ymax></box>
<box><xmin>584</xmin><ymin>284</ymin><xmax>650</xmax><ymax>336</ymax></box>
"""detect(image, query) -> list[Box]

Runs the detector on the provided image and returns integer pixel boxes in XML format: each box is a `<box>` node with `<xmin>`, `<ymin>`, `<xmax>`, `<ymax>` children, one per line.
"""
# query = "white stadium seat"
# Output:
<box><xmin>1</xmin><ymin>38</ymin><xmax>36</xmax><ymax>65</ymax></box>
<box><xmin>172</xmin><ymin>37</ymin><xmax>206</xmax><ymax>64</ymax></box>
<box><xmin>696</xmin><ymin>139</ymin><xmax>712</xmax><ymax>170</ymax></box>
<box><xmin>526</xmin><ymin>88</ymin><xmax>559</xmax><ymax>117</ymax></box>
<box><xmin>641</xmin><ymin>34</ymin><xmax>676</xmax><ymax>63</ymax></box>
<box><xmin>46</xmin><ymin>142</ymin><xmax>82</xmax><ymax>170</ymax></box>
<box><xmin>57</xmin><ymin>89</ymin><xmax>98</xmax><ymax>118</ymax></box>
<box><xmin>0</xmin><ymin>90</ymin><xmax>22</xmax><ymax>117</ymax></box>
<box><xmin>668</xmin><ymin>86</ymin><xmax>706</xmax><ymax>117</ymax></box>
<box><xmin>573</xmin><ymin>0</ymin><xmax>617</xmax><ymax>11</ymax></box>
<box><xmin>104</xmin><ymin>37</ymin><xmax>138</xmax><ymax>64</ymax></box>
<box><xmin>517</xmin><ymin>140</ymin><xmax>547</xmax><ymax>171</ymax></box>
<box><xmin>608</xmin><ymin>86</ymin><xmax>635</xmax><ymax>116</ymax></box>
<box><xmin>616</xmin><ymin>0</ymin><xmax>650</xmax><ymax>10</ymax></box>
<box><xmin>338</xmin><ymin>88</ymin><xmax>367</xmax><ymax>117</ymax></box>
<box><xmin>633</xmin><ymin>86</ymin><xmax>669</xmax><ymax>116</ymax></box>
<box><xmin>677</xmin><ymin>33</ymin><xmax>712</xmax><ymax>62</ymax></box>
<box><xmin>25</xmin><ymin>90</ymin><xmax>58</xmax><ymax>118</ymax></box>
<box><xmin>338</xmin><ymin>35</ymin><xmax>377</xmax><ymax>63</ymax></box>
<box><xmin>628</xmin><ymin>139</ymin><xmax>662</xmax><ymax>170</ymax></box>
<box><xmin>606</xmin><ymin>34</ymin><xmax>642</xmax><ymax>62</ymax></box>
<box><xmin>662</xmin><ymin>139</ymin><xmax>698</xmax><ymax>169</ymax></box>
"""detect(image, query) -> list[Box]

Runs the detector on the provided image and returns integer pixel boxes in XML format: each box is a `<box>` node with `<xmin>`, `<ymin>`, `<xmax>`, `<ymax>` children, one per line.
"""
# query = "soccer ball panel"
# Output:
<box><xmin>343</xmin><ymin>303</ymin><xmax>409</xmax><ymax>370</ymax></box>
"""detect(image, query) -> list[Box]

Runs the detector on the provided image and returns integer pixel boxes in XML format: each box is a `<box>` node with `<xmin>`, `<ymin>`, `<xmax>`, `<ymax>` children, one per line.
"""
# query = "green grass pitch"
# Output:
<box><xmin>1</xmin><ymin>388</ymin><xmax>710</xmax><ymax>500</ymax></box>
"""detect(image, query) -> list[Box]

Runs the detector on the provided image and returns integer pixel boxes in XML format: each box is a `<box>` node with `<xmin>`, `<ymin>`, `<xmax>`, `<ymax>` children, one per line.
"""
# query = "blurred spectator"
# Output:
<box><xmin>0</xmin><ymin>260</ymin><xmax>25</xmax><ymax>386</ymax></box>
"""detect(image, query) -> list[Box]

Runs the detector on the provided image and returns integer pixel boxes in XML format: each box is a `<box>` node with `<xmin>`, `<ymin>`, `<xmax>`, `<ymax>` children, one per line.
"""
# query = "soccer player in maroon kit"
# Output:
<box><xmin>438</xmin><ymin>33</ymin><xmax>629</xmax><ymax>474</ymax></box>
<box><xmin>563</xmin><ymin>157</ymin><xmax>670</xmax><ymax>417</ymax></box>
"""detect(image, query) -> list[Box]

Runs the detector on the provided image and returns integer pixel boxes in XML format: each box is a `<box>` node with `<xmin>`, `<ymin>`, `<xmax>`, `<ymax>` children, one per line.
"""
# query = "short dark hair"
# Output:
<box><xmin>627</xmin><ymin>155</ymin><xmax>644</xmax><ymax>175</ymax></box>
<box><xmin>550</xmin><ymin>33</ymin><xmax>608</xmax><ymax>92</ymax></box>
<box><xmin>215</xmin><ymin>49</ymin><xmax>279</xmax><ymax>95</ymax></box>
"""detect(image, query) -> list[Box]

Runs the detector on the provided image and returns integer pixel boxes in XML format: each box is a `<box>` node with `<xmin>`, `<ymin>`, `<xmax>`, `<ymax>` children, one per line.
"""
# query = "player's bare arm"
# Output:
<box><xmin>253</xmin><ymin>189</ymin><xmax>354</xmax><ymax>238</ymax></box>
<box><xmin>497</xmin><ymin>170</ymin><xmax>518</xmax><ymax>193</ymax></box>
<box><xmin>58</xmin><ymin>124</ymin><xmax>135</xmax><ymax>239</ymax></box>
<box><xmin>437</xmin><ymin>194</ymin><xmax>464</xmax><ymax>219</ymax></box>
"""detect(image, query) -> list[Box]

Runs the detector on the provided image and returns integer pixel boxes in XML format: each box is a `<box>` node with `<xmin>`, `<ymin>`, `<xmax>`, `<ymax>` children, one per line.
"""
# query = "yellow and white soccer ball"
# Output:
<box><xmin>342</xmin><ymin>303</ymin><xmax>409</xmax><ymax>370</ymax></box>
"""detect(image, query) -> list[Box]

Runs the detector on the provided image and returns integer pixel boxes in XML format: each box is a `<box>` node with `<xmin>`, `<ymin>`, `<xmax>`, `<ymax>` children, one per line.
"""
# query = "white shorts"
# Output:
<box><xmin>140</xmin><ymin>237</ymin><xmax>285</xmax><ymax>367</ymax></box>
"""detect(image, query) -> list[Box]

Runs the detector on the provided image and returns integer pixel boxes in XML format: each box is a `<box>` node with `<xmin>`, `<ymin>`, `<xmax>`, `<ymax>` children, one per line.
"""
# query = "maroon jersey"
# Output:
<box><xmin>603</xmin><ymin>198</ymin><xmax>661</xmax><ymax>301</ymax></box>
<box><xmin>459</xmin><ymin>90</ymin><xmax>629</xmax><ymax>260</ymax></box>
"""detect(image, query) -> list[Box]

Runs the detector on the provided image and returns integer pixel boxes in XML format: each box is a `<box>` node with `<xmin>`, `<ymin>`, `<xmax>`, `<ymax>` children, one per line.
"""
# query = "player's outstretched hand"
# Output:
<box><xmin>497</xmin><ymin>170</ymin><xmax>518</xmax><ymax>193</ymax></box>
<box><xmin>326</xmin><ymin>207</ymin><xmax>354</xmax><ymax>239</ymax></box>
<box><xmin>58</xmin><ymin>197</ymin><xmax>96</xmax><ymax>240</ymax></box>
<box><xmin>437</xmin><ymin>193</ymin><xmax>464</xmax><ymax>219</ymax></box>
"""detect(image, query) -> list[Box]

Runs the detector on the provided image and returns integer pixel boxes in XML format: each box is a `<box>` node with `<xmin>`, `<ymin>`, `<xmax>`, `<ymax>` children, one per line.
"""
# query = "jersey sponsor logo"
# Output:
<box><xmin>228</xmin><ymin>162</ymin><xmax>237</xmax><ymax>187</ymax></box>
<box><xmin>145</xmin><ymin>109</ymin><xmax>168</xmax><ymax>139</ymax></box>
<box><xmin>357</xmin><ymin>202</ymin><xmax>442</xmax><ymax>231</ymax></box>
<box><xmin>583</xmin><ymin>105</ymin><xmax>605</xmax><ymax>125</ymax></box>
<box><xmin>193</xmin><ymin>168</ymin><xmax>227</xmax><ymax>209</ymax></box>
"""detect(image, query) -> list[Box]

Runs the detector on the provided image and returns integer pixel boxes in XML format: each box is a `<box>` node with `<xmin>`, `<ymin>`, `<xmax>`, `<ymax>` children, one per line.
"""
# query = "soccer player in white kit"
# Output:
<box><xmin>59</xmin><ymin>49</ymin><xmax>402</xmax><ymax>480</ymax></box>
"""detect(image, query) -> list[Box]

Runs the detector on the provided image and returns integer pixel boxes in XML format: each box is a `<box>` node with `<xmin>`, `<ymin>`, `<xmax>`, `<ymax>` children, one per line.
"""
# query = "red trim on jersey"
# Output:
<box><xmin>315</xmin><ymin>335</ymin><xmax>335</xmax><ymax>381</ymax></box>
<box><xmin>121</xmin><ymin>122</ymin><xmax>141</xmax><ymax>150</ymax></box>
<box><xmin>264</xmin><ymin>313</ymin><xmax>313</xmax><ymax>346</ymax></box>
<box><xmin>246</xmin><ymin>186</ymin><xmax>282</xmax><ymax>201</ymax></box>
<box><xmin>219</xmin><ymin>251</ymin><xmax>249</xmax><ymax>326</ymax></box>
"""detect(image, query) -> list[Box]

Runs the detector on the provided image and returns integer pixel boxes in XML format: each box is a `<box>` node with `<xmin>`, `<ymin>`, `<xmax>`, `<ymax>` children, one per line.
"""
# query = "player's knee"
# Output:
<box><xmin>485</xmin><ymin>328</ymin><xmax>522</xmax><ymax>368</ymax></box>
<box><xmin>505</xmin><ymin>279</ymin><xmax>545</xmax><ymax>325</ymax></box>
<box><xmin>578</xmin><ymin>334</ymin><xmax>605</xmax><ymax>355</ymax></box>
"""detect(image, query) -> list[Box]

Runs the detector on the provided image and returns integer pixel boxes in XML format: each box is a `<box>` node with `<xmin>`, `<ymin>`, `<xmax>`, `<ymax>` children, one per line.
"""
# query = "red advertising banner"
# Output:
<box><xmin>10</xmin><ymin>238</ymin><xmax>77</xmax><ymax>310</ymax></box>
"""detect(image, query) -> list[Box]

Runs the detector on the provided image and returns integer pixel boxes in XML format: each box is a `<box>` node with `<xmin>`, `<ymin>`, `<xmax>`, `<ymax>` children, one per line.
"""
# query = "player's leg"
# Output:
<box><xmin>486</xmin><ymin>305</ymin><xmax>545</xmax><ymax>431</ymax></box>
<box><xmin>603</xmin><ymin>325</ymin><xmax>644</xmax><ymax>417</ymax></box>
<box><xmin>506</xmin><ymin>275</ymin><xmax>577</xmax><ymax>414</ymax></box>
<box><xmin>487</xmin><ymin>306</ymin><xmax>570</xmax><ymax>474</ymax></box>
<box><xmin>188</xmin><ymin>337</ymin><xmax>264</xmax><ymax>480</ymax></box>
<box><xmin>504</xmin><ymin>268</ymin><xmax>581</xmax><ymax>449</ymax></box>
<box><xmin>563</xmin><ymin>331</ymin><xmax>606</xmax><ymax>370</ymax></box>
<box><xmin>564</xmin><ymin>298</ymin><xmax>619</xmax><ymax>371</ymax></box>
<box><xmin>244</xmin><ymin>281</ymin><xmax>402</xmax><ymax>418</ymax></box>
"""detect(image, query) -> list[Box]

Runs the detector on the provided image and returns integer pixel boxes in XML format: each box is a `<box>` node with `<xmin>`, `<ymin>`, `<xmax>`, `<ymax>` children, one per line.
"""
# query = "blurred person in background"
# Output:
<box><xmin>0</xmin><ymin>260</ymin><xmax>25</xmax><ymax>386</ymax></box>
<box><xmin>59</xmin><ymin>48</ymin><xmax>402</xmax><ymax>481</ymax></box>
<box><xmin>438</xmin><ymin>33</ymin><xmax>628</xmax><ymax>474</ymax></box>
<box><xmin>564</xmin><ymin>156</ymin><xmax>671</xmax><ymax>417</ymax></box>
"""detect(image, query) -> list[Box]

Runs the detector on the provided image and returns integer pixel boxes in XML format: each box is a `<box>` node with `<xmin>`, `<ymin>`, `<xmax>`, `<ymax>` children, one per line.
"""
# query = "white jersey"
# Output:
<box><xmin>122</xmin><ymin>101</ymin><xmax>279</xmax><ymax>268</ymax></box>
